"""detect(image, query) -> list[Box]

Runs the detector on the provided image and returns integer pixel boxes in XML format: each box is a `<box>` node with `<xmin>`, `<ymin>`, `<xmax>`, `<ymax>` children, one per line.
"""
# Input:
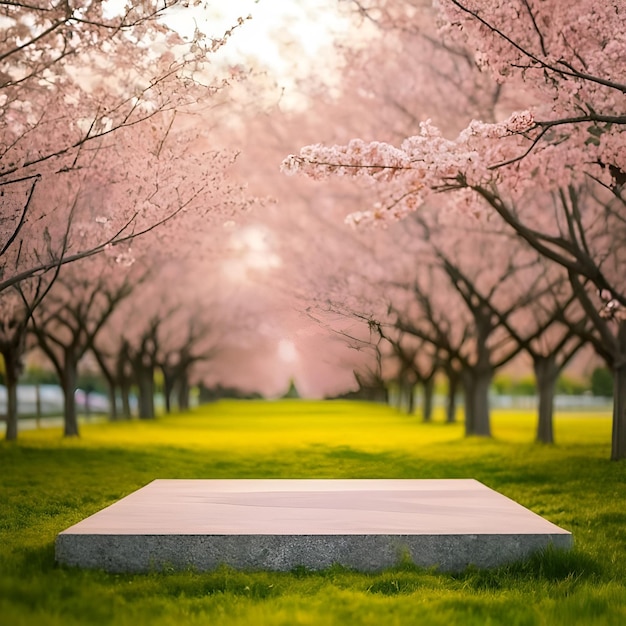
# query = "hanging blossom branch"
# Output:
<box><xmin>0</xmin><ymin>182</ymin><xmax>208</xmax><ymax>294</ymax></box>
<box><xmin>282</xmin><ymin>113</ymin><xmax>537</xmax><ymax>223</ymax></box>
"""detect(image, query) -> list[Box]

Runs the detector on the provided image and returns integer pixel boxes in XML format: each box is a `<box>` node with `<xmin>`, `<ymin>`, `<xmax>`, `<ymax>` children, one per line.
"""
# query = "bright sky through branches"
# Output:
<box><xmin>136</xmin><ymin>0</ymin><xmax>356</xmax><ymax>83</ymax></box>
<box><xmin>194</xmin><ymin>1</ymin><xmax>352</xmax><ymax>72</ymax></box>
<box><xmin>103</xmin><ymin>1</ymin><xmax>358</xmax><ymax>108</ymax></box>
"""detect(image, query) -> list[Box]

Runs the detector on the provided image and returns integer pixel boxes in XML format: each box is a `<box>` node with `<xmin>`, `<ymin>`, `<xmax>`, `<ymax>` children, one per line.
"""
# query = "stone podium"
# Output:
<box><xmin>56</xmin><ymin>479</ymin><xmax>572</xmax><ymax>572</ymax></box>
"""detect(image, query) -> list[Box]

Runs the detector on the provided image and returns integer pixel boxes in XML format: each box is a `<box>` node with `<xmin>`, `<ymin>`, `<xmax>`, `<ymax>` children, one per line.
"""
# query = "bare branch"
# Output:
<box><xmin>0</xmin><ymin>175</ymin><xmax>40</xmax><ymax>256</ymax></box>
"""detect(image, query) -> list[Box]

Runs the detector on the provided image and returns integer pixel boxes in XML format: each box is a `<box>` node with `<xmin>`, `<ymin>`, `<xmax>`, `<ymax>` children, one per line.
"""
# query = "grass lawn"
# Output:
<box><xmin>1</xmin><ymin>399</ymin><xmax>625</xmax><ymax>625</ymax></box>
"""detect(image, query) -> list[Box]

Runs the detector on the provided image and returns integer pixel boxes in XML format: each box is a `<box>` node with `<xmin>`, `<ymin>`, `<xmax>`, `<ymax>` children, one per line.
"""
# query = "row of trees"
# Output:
<box><xmin>279</xmin><ymin>0</ymin><xmax>626</xmax><ymax>459</ymax></box>
<box><xmin>0</xmin><ymin>1</ymin><xmax>264</xmax><ymax>439</ymax></box>
<box><xmin>1</xmin><ymin>1</ymin><xmax>371</xmax><ymax>441</ymax></box>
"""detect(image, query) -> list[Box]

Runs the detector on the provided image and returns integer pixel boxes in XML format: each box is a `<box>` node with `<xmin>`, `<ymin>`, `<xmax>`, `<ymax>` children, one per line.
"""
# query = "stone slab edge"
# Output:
<box><xmin>55</xmin><ymin>532</ymin><xmax>573</xmax><ymax>573</ymax></box>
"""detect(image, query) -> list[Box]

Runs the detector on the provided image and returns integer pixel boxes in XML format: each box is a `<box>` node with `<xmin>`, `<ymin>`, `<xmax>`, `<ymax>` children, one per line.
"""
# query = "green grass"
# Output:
<box><xmin>1</xmin><ymin>399</ymin><xmax>625</xmax><ymax>626</ymax></box>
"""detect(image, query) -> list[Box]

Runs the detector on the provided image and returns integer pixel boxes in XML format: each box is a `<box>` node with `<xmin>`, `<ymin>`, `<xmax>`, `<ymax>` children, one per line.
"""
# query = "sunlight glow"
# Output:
<box><xmin>278</xmin><ymin>339</ymin><xmax>298</xmax><ymax>363</ymax></box>
<box><xmin>222</xmin><ymin>225</ymin><xmax>281</xmax><ymax>281</ymax></box>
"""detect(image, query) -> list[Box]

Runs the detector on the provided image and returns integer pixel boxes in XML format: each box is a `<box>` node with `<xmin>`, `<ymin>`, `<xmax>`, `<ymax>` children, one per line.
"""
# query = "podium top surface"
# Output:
<box><xmin>58</xmin><ymin>479</ymin><xmax>571</xmax><ymax>537</ymax></box>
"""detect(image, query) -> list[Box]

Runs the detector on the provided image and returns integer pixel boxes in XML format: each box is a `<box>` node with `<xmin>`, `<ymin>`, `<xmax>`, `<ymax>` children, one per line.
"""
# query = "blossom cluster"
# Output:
<box><xmin>282</xmin><ymin>138</ymin><xmax>411</xmax><ymax>181</ymax></box>
<box><xmin>599</xmin><ymin>290</ymin><xmax>626</xmax><ymax>321</ymax></box>
<box><xmin>283</xmin><ymin>0</ymin><xmax>626</xmax><ymax>224</ymax></box>
<box><xmin>436</xmin><ymin>0</ymin><xmax>626</xmax><ymax>178</ymax></box>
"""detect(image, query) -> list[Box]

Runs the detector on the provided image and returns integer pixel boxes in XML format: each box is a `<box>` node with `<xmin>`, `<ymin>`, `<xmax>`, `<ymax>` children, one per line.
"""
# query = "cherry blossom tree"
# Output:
<box><xmin>370</xmin><ymin>325</ymin><xmax>438</xmax><ymax>418</ymax></box>
<box><xmin>0</xmin><ymin>1</ymin><xmax>256</xmax><ymax>437</ymax></box>
<box><xmin>1</xmin><ymin>1</ymin><xmax>248</xmax><ymax>285</ymax></box>
<box><xmin>342</xmin><ymin>0</ymin><xmax>625</xmax><ymax>177</ymax></box>
<box><xmin>2</xmin><ymin>111</ymin><xmax>248</xmax><ymax>438</ymax></box>
<box><xmin>437</xmin><ymin>0</ymin><xmax>626</xmax><ymax>177</ymax></box>
<box><xmin>158</xmin><ymin>315</ymin><xmax>221</xmax><ymax>414</ymax></box>
<box><xmin>390</xmin><ymin>266</ymin><xmax>465</xmax><ymax>424</ymax></box>
<box><xmin>380</xmin><ymin>213</ymin><xmax>541</xmax><ymax>435</ymax></box>
<box><xmin>89</xmin><ymin>329</ymin><xmax>133</xmax><ymax>421</ymax></box>
<box><xmin>29</xmin><ymin>252</ymin><xmax>139</xmax><ymax>436</ymax></box>
<box><xmin>351</xmin><ymin>343</ymin><xmax>390</xmax><ymax>404</ymax></box>
<box><xmin>0</xmin><ymin>291</ymin><xmax>28</xmax><ymax>440</ymax></box>
<box><xmin>0</xmin><ymin>1</ymin><xmax>246</xmax><ymax>174</ymax></box>
<box><xmin>120</xmin><ymin>266</ymin><xmax>231</xmax><ymax>418</ymax></box>
<box><xmin>491</xmin><ymin>266</ymin><xmax>590</xmax><ymax>444</ymax></box>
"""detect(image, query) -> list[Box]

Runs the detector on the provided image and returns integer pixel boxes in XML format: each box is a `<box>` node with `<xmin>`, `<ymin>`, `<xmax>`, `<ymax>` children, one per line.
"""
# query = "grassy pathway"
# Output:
<box><xmin>1</xmin><ymin>400</ymin><xmax>624</xmax><ymax>625</ymax></box>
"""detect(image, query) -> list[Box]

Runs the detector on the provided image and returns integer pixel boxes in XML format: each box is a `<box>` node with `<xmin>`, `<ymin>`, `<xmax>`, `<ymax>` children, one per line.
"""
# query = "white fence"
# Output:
<box><xmin>490</xmin><ymin>394</ymin><xmax>612</xmax><ymax>411</ymax></box>
<box><xmin>0</xmin><ymin>384</ymin><xmax>110</xmax><ymax>416</ymax></box>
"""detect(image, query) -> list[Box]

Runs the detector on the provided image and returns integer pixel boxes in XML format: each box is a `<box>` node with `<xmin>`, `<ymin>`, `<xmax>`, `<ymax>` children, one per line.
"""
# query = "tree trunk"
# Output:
<box><xmin>612</xmin><ymin>363</ymin><xmax>626</xmax><ymax>461</ymax></box>
<box><xmin>394</xmin><ymin>382</ymin><xmax>405</xmax><ymax>411</ymax></box>
<box><xmin>446</xmin><ymin>369</ymin><xmax>459</xmax><ymax>424</ymax></box>
<box><xmin>2</xmin><ymin>345</ymin><xmax>21</xmax><ymax>441</ymax></box>
<box><xmin>1</xmin><ymin>335</ymin><xmax>24</xmax><ymax>442</ymax></box>
<box><xmin>162</xmin><ymin>368</ymin><xmax>174</xmax><ymax>414</ymax></box>
<box><xmin>120</xmin><ymin>379</ymin><xmax>132</xmax><ymax>419</ymax></box>
<box><xmin>100</xmin><ymin>369</ymin><xmax>118</xmax><ymax>421</ymax></box>
<box><xmin>3</xmin><ymin>356</ymin><xmax>19</xmax><ymax>441</ymax></box>
<box><xmin>462</xmin><ymin>366</ymin><xmax>492</xmax><ymax>437</ymax></box>
<box><xmin>612</xmin><ymin>322</ymin><xmax>626</xmax><ymax>460</ymax></box>
<box><xmin>62</xmin><ymin>351</ymin><xmax>80</xmax><ymax>437</ymax></box>
<box><xmin>106</xmin><ymin>382</ymin><xmax>118</xmax><ymax>421</ymax></box>
<box><xmin>177</xmin><ymin>374</ymin><xmax>190</xmax><ymax>412</ymax></box>
<box><xmin>533</xmin><ymin>355</ymin><xmax>558</xmax><ymax>444</ymax></box>
<box><xmin>462</xmin><ymin>374</ymin><xmax>475</xmax><ymax>435</ymax></box>
<box><xmin>92</xmin><ymin>348</ymin><xmax>118</xmax><ymax>421</ymax></box>
<box><xmin>422</xmin><ymin>377</ymin><xmax>434</xmax><ymax>423</ymax></box>
<box><xmin>35</xmin><ymin>384</ymin><xmax>42</xmax><ymax>427</ymax></box>
<box><xmin>405</xmin><ymin>381</ymin><xmax>415</xmax><ymax>415</ymax></box>
<box><xmin>387</xmin><ymin>384</ymin><xmax>396</xmax><ymax>408</ymax></box>
<box><xmin>472</xmin><ymin>370</ymin><xmax>492</xmax><ymax>437</ymax></box>
<box><xmin>116</xmin><ymin>343</ymin><xmax>133</xmax><ymax>419</ymax></box>
<box><xmin>136</xmin><ymin>364</ymin><xmax>155</xmax><ymax>419</ymax></box>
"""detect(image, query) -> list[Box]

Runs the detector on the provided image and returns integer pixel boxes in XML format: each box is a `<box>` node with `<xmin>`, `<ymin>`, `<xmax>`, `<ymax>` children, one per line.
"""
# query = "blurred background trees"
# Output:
<box><xmin>2</xmin><ymin>1</ymin><xmax>621</xmax><ymax>460</ymax></box>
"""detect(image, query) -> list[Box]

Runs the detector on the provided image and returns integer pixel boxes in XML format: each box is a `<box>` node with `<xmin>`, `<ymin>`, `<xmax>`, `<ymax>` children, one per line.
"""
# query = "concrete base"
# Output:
<box><xmin>55</xmin><ymin>479</ymin><xmax>572</xmax><ymax>573</ymax></box>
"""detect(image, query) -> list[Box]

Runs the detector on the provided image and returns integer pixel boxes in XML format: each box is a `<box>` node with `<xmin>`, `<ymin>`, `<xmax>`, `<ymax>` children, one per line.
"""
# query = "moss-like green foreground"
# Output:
<box><xmin>1</xmin><ymin>400</ymin><xmax>625</xmax><ymax>626</ymax></box>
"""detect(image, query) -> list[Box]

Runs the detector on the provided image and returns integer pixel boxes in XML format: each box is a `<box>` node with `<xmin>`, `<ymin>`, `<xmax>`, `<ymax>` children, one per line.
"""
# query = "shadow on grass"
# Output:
<box><xmin>450</xmin><ymin>546</ymin><xmax>603</xmax><ymax>591</ymax></box>
<box><xmin>21</xmin><ymin>545</ymin><xmax>603</xmax><ymax>611</ymax></box>
<box><xmin>126</xmin><ymin>565</ymin><xmax>282</xmax><ymax>600</ymax></box>
<box><xmin>2</xmin><ymin>544</ymin><xmax>58</xmax><ymax>583</ymax></box>
<box><xmin>288</xmin><ymin>546</ymin><xmax>603</xmax><ymax>597</ymax></box>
